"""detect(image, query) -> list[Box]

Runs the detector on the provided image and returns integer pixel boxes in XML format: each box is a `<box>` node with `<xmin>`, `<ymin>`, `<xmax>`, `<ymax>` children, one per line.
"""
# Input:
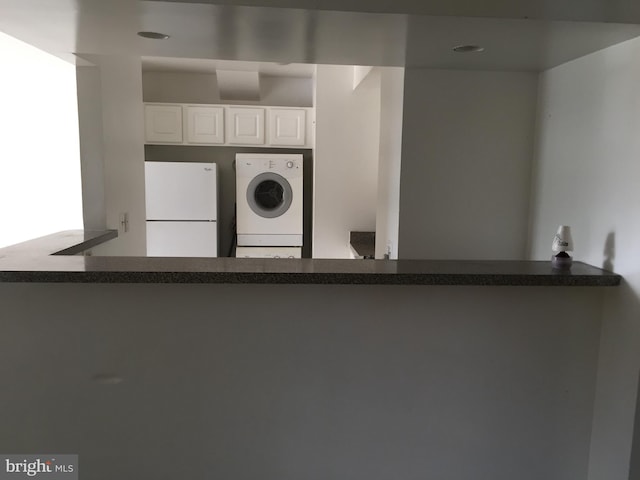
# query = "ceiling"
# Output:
<box><xmin>1</xmin><ymin>0</ymin><xmax>640</xmax><ymax>73</ymax></box>
<box><xmin>142</xmin><ymin>57</ymin><xmax>316</xmax><ymax>77</ymax></box>
<box><xmin>156</xmin><ymin>0</ymin><xmax>640</xmax><ymax>24</ymax></box>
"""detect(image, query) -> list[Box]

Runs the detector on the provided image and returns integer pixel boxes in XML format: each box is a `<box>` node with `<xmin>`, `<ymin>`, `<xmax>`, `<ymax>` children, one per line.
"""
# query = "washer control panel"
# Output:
<box><xmin>236</xmin><ymin>154</ymin><xmax>303</xmax><ymax>178</ymax></box>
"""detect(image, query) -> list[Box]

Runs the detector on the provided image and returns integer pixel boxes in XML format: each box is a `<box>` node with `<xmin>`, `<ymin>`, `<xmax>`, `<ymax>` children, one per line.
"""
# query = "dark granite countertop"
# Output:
<box><xmin>0</xmin><ymin>230</ymin><xmax>622</xmax><ymax>286</ymax></box>
<box><xmin>0</xmin><ymin>230</ymin><xmax>118</xmax><ymax>257</ymax></box>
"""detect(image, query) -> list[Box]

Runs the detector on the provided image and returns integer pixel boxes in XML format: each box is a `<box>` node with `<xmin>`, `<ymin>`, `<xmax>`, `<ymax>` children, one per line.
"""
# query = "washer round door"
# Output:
<box><xmin>246</xmin><ymin>172</ymin><xmax>293</xmax><ymax>218</ymax></box>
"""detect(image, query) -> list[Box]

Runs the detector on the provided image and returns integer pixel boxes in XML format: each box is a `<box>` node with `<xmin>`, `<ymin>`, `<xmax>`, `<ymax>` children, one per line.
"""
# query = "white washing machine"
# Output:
<box><xmin>235</xmin><ymin>153</ymin><xmax>303</xmax><ymax>251</ymax></box>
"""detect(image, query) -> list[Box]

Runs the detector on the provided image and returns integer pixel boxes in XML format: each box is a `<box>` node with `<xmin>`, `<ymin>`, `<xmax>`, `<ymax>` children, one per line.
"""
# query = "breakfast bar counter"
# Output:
<box><xmin>0</xmin><ymin>232</ymin><xmax>619</xmax><ymax>480</ymax></box>
<box><xmin>0</xmin><ymin>230</ymin><xmax>621</xmax><ymax>286</ymax></box>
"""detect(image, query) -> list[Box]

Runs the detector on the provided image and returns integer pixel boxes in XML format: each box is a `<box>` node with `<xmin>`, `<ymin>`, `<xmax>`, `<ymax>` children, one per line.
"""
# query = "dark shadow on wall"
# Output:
<box><xmin>603</xmin><ymin>231</ymin><xmax>615</xmax><ymax>272</ymax></box>
<box><xmin>629</xmin><ymin>367</ymin><xmax>640</xmax><ymax>479</ymax></box>
<box><xmin>596</xmin><ymin>278</ymin><xmax>640</xmax><ymax>480</ymax></box>
<box><xmin>588</xmin><ymin>232</ymin><xmax>640</xmax><ymax>478</ymax></box>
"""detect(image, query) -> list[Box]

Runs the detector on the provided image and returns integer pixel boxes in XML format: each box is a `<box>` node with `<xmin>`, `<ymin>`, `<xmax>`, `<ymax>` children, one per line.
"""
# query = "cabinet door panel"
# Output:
<box><xmin>226</xmin><ymin>107</ymin><xmax>265</xmax><ymax>145</ymax></box>
<box><xmin>186</xmin><ymin>106</ymin><xmax>224</xmax><ymax>144</ymax></box>
<box><xmin>268</xmin><ymin>108</ymin><xmax>306</xmax><ymax>146</ymax></box>
<box><xmin>145</xmin><ymin>105</ymin><xmax>183</xmax><ymax>143</ymax></box>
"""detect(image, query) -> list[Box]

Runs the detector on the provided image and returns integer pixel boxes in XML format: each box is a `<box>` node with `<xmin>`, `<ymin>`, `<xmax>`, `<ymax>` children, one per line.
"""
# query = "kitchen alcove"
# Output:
<box><xmin>141</xmin><ymin>61</ymin><xmax>404</xmax><ymax>260</ymax></box>
<box><xmin>142</xmin><ymin>64</ymin><xmax>316</xmax><ymax>258</ymax></box>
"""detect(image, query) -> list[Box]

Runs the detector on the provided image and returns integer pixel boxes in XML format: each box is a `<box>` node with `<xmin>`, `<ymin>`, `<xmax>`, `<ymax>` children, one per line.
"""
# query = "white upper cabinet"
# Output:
<box><xmin>144</xmin><ymin>104</ymin><xmax>183</xmax><ymax>143</ymax></box>
<box><xmin>226</xmin><ymin>107</ymin><xmax>265</xmax><ymax>145</ymax></box>
<box><xmin>144</xmin><ymin>103</ymin><xmax>313</xmax><ymax>147</ymax></box>
<box><xmin>186</xmin><ymin>106</ymin><xmax>224</xmax><ymax>144</ymax></box>
<box><xmin>268</xmin><ymin>108</ymin><xmax>306</xmax><ymax>146</ymax></box>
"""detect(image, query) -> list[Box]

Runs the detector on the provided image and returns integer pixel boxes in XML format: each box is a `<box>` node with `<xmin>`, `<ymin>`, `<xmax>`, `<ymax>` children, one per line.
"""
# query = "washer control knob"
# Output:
<box><xmin>287</xmin><ymin>161</ymin><xmax>294</xmax><ymax>168</ymax></box>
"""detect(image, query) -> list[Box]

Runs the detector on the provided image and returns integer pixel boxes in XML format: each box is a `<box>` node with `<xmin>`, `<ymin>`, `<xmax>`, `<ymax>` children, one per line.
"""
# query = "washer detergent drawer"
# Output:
<box><xmin>236</xmin><ymin>246</ymin><xmax>301</xmax><ymax>258</ymax></box>
<box><xmin>237</xmin><ymin>234</ymin><xmax>302</xmax><ymax>247</ymax></box>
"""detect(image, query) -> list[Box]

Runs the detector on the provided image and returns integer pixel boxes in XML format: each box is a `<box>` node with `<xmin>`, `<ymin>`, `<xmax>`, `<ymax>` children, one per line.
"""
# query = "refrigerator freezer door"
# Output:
<box><xmin>145</xmin><ymin>162</ymin><xmax>217</xmax><ymax>221</ymax></box>
<box><xmin>147</xmin><ymin>221</ymin><xmax>218</xmax><ymax>257</ymax></box>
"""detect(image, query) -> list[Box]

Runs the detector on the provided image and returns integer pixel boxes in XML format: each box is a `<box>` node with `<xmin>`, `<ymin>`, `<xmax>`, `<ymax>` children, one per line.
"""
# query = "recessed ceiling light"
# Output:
<box><xmin>453</xmin><ymin>45</ymin><xmax>485</xmax><ymax>53</ymax></box>
<box><xmin>137</xmin><ymin>31</ymin><xmax>170</xmax><ymax>40</ymax></box>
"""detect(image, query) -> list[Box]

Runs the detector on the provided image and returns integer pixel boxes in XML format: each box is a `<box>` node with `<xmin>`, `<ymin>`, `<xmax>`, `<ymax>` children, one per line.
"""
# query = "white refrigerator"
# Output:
<box><xmin>145</xmin><ymin>161</ymin><xmax>218</xmax><ymax>257</ymax></box>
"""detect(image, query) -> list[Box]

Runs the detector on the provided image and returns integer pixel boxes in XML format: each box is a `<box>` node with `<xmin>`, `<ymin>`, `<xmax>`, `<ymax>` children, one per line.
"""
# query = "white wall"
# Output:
<box><xmin>313</xmin><ymin>65</ymin><xmax>381</xmax><ymax>258</ymax></box>
<box><xmin>398</xmin><ymin>69</ymin><xmax>538</xmax><ymax>260</ymax></box>
<box><xmin>0</xmin><ymin>32</ymin><xmax>82</xmax><ymax>248</ymax></box>
<box><xmin>82</xmin><ymin>55</ymin><xmax>146</xmax><ymax>256</ymax></box>
<box><xmin>375</xmin><ymin>67</ymin><xmax>404</xmax><ymax>259</ymax></box>
<box><xmin>143</xmin><ymin>72</ymin><xmax>313</xmax><ymax>107</ymax></box>
<box><xmin>0</xmin><ymin>282</ymin><xmax>603</xmax><ymax>480</ymax></box>
<box><xmin>528</xmin><ymin>36</ymin><xmax>640</xmax><ymax>480</ymax></box>
<box><xmin>76</xmin><ymin>66</ymin><xmax>106</xmax><ymax>231</ymax></box>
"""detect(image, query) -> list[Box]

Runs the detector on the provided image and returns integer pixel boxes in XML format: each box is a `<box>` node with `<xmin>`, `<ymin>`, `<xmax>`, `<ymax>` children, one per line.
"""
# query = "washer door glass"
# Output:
<box><xmin>247</xmin><ymin>172</ymin><xmax>293</xmax><ymax>218</ymax></box>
